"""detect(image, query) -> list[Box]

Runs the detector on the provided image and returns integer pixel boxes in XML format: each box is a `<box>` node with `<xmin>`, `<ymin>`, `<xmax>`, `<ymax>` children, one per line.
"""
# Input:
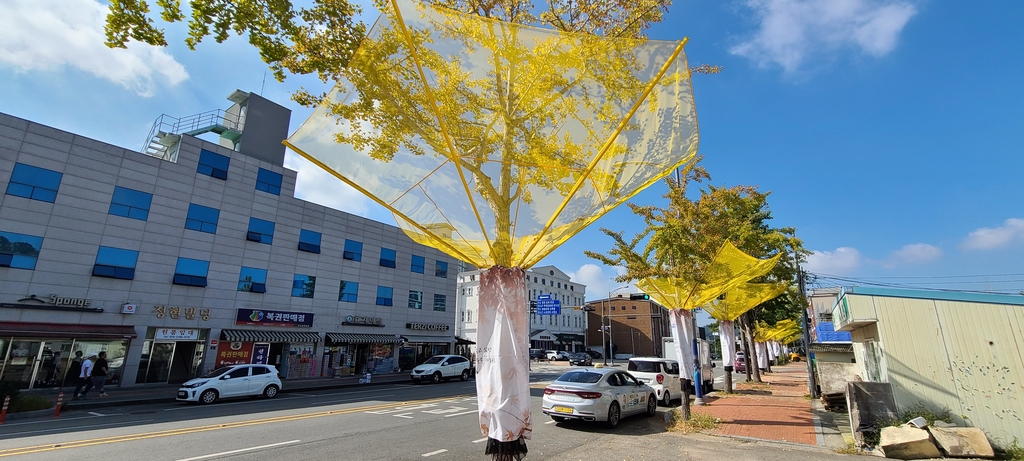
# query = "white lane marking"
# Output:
<box><xmin>88</xmin><ymin>412</ymin><xmax>107</xmax><ymax>417</ymax></box>
<box><xmin>444</xmin><ymin>410</ymin><xmax>478</xmax><ymax>418</ymax></box>
<box><xmin>163</xmin><ymin>396</ymin><xmax>298</xmax><ymax>411</ymax></box>
<box><xmin>365</xmin><ymin>403</ymin><xmax>437</xmax><ymax>414</ymax></box>
<box><xmin>312</xmin><ymin>394</ymin><xmax>395</xmax><ymax>405</ymax></box>
<box><xmin>289</xmin><ymin>393</ymin><xmax>319</xmax><ymax>397</ymax></box>
<box><xmin>472</xmin><ymin>438</ymin><xmax>488</xmax><ymax>444</ymax></box>
<box><xmin>422</xmin><ymin>449</ymin><xmax>448</xmax><ymax>457</ymax></box>
<box><xmin>393</xmin><ymin>413</ymin><xmax>414</xmax><ymax>419</ymax></box>
<box><xmin>423</xmin><ymin>406</ymin><xmax>467</xmax><ymax>415</ymax></box>
<box><xmin>176</xmin><ymin>440</ymin><xmax>301</xmax><ymax>461</ymax></box>
<box><xmin>0</xmin><ymin>420</ymin><xmax>155</xmax><ymax>437</ymax></box>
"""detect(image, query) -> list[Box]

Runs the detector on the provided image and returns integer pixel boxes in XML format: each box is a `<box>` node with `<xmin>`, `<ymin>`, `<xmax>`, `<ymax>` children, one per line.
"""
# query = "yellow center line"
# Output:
<box><xmin>0</xmin><ymin>395</ymin><xmax>475</xmax><ymax>457</ymax></box>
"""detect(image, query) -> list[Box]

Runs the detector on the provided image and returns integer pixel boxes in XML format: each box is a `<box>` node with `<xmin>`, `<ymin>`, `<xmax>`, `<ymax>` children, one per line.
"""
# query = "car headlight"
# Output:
<box><xmin>183</xmin><ymin>380</ymin><xmax>208</xmax><ymax>388</ymax></box>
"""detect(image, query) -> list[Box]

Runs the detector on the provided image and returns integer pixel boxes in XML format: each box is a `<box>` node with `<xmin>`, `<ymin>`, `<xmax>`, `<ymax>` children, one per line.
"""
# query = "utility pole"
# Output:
<box><xmin>798</xmin><ymin>266</ymin><xmax>817</xmax><ymax>397</ymax></box>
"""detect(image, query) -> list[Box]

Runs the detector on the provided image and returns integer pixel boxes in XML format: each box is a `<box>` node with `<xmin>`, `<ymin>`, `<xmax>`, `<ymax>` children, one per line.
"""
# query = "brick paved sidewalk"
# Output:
<box><xmin>692</xmin><ymin>362</ymin><xmax>817</xmax><ymax>445</ymax></box>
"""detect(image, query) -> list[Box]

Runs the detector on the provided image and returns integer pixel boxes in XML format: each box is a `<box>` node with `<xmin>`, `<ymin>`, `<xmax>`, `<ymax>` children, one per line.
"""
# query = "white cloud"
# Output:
<box><xmin>731</xmin><ymin>0</ymin><xmax>917</xmax><ymax>73</ymax></box>
<box><xmin>885</xmin><ymin>243</ymin><xmax>942</xmax><ymax>267</ymax></box>
<box><xmin>961</xmin><ymin>218</ymin><xmax>1024</xmax><ymax>250</ymax></box>
<box><xmin>285</xmin><ymin>152</ymin><xmax>373</xmax><ymax>218</ymax></box>
<box><xmin>806</xmin><ymin>247</ymin><xmax>862</xmax><ymax>275</ymax></box>
<box><xmin>567</xmin><ymin>264</ymin><xmax>636</xmax><ymax>302</ymax></box>
<box><xmin>0</xmin><ymin>0</ymin><xmax>188</xmax><ymax>96</ymax></box>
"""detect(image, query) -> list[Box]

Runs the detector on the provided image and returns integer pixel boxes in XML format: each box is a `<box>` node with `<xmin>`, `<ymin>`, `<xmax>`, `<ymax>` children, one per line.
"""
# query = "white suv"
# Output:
<box><xmin>177</xmin><ymin>364</ymin><xmax>282</xmax><ymax>404</ymax></box>
<box><xmin>410</xmin><ymin>354</ymin><xmax>472</xmax><ymax>384</ymax></box>
<box><xmin>626</xmin><ymin>357</ymin><xmax>680</xmax><ymax>406</ymax></box>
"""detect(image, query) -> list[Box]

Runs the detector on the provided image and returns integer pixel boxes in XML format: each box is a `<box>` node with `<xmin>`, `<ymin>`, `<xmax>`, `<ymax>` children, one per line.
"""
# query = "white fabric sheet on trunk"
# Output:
<box><xmin>476</xmin><ymin>267</ymin><xmax>531</xmax><ymax>442</ymax></box>
<box><xmin>669</xmin><ymin>309</ymin><xmax>695</xmax><ymax>378</ymax></box>
<box><xmin>756</xmin><ymin>342</ymin><xmax>768</xmax><ymax>369</ymax></box>
<box><xmin>720</xmin><ymin>320</ymin><xmax>736</xmax><ymax>366</ymax></box>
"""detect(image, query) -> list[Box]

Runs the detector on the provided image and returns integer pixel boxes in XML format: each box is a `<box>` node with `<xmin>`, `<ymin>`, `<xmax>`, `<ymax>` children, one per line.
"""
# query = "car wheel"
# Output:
<box><xmin>605</xmin><ymin>402</ymin><xmax>621</xmax><ymax>428</ymax></box>
<box><xmin>660</xmin><ymin>391</ymin><xmax>671</xmax><ymax>407</ymax></box>
<box><xmin>646</xmin><ymin>394</ymin><xmax>657</xmax><ymax>417</ymax></box>
<box><xmin>199</xmin><ymin>389</ymin><xmax>218</xmax><ymax>404</ymax></box>
<box><xmin>551</xmin><ymin>416</ymin><xmax>567</xmax><ymax>423</ymax></box>
<box><xmin>460</xmin><ymin>370</ymin><xmax>470</xmax><ymax>381</ymax></box>
<box><xmin>431</xmin><ymin>372</ymin><xmax>442</xmax><ymax>384</ymax></box>
<box><xmin>263</xmin><ymin>384</ymin><xmax>279</xmax><ymax>399</ymax></box>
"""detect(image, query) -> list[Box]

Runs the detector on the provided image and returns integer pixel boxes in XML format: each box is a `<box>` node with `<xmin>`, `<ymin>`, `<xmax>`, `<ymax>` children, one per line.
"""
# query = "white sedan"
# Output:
<box><xmin>177</xmin><ymin>364</ymin><xmax>282</xmax><ymax>404</ymax></box>
<box><xmin>542</xmin><ymin>368</ymin><xmax>658</xmax><ymax>428</ymax></box>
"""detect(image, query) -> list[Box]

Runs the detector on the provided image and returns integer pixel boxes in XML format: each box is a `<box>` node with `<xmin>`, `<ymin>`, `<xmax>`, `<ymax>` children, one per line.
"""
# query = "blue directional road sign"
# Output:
<box><xmin>536</xmin><ymin>294</ymin><xmax>561</xmax><ymax>315</ymax></box>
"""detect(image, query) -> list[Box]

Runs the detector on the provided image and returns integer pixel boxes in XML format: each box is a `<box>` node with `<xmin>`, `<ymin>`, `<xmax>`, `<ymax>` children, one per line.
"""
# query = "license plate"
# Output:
<box><xmin>553</xmin><ymin>406</ymin><xmax>573</xmax><ymax>414</ymax></box>
<box><xmin>177</xmin><ymin>391</ymin><xmax>187</xmax><ymax>398</ymax></box>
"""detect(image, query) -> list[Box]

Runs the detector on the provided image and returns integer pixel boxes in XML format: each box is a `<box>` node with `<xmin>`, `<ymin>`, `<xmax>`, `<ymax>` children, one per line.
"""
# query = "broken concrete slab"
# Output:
<box><xmin>928</xmin><ymin>426</ymin><xmax>995</xmax><ymax>458</ymax></box>
<box><xmin>932</xmin><ymin>420</ymin><xmax>957</xmax><ymax>428</ymax></box>
<box><xmin>879</xmin><ymin>426</ymin><xmax>942</xmax><ymax>460</ymax></box>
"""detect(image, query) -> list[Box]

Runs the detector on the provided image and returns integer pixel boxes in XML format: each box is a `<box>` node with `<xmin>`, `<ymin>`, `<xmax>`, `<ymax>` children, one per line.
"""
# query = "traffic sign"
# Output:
<box><xmin>536</xmin><ymin>294</ymin><xmax>561</xmax><ymax>315</ymax></box>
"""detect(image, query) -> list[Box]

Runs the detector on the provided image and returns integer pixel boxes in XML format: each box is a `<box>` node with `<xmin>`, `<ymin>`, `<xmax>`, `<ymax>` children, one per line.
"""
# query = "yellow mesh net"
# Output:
<box><xmin>285</xmin><ymin>0</ymin><xmax>700</xmax><ymax>268</ymax></box>
<box><xmin>636</xmin><ymin>241</ymin><xmax>781</xmax><ymax>310</ymax></box>
<box><xmin>754</xmin><ymin>319</ymin><xmax>802</xmax><ymax>343</ymax></box>
<box><xmin>702</xmin><ymin>282</ymin><xmax>789</xmax><ymax>322</ymax></box>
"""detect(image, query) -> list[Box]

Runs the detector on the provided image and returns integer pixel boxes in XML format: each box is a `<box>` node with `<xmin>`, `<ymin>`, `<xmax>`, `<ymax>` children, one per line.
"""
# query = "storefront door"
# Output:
<box><xmin>1</xmin><ymin>340</ymin><xmax>43</xmax><ymax>388</ymax></box>
<box><xmin>167</xmin><ymin>342</ymin><xmax>202</xmax><ymax>384</ymax></box>
<box><xmin>145</xmin><ymin>342</ymin><xmax>175</xmax><ymax>383</ymax></box>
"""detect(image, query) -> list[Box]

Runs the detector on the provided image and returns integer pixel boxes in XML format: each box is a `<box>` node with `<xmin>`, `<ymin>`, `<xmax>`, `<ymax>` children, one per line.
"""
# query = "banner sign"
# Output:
<box><xmin>215</xmin><ymin>341</ymin><xmax>253</xmax><ymax>367</ymax></box>
<box><xmin>252</xmin><ymin>343</ymin><xmax>270</xmax><ymax>364</ymax></box>
<box><xmin>236</xmin><ymin>308</ymin><xmax>314</xmax><ymax>327</ymax></box>
<box><xmin>155</xmin><ymin>328</ymin><xmax>199</xmax><ymax>340</ymax></box>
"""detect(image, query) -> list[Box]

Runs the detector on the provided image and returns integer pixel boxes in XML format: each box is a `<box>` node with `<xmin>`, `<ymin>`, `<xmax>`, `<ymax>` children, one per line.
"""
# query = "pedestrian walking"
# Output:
<box><xmin>92</xmin><ymin>351</ymin><xmax>109</xmax><ymax>397</ymax></box>
<box><xmin>66</xmin><ymin>351</ymin><xmax>83</xmax><ymax>390</ymax></box>
<box><xmin>75</xmin><ymin>354</ymin><xmax>96</xmax><ymax>400</ymax></box>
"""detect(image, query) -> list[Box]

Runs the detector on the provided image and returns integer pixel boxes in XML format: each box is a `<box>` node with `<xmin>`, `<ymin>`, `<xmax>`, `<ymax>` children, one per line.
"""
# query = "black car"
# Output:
<box><xmin>583</xmin><ymin>350</ymin><xmax>603</xmax><ymax>359</ymax></box>
<box><xmin>568</xmin><ymin>353</ymin><xmax>593</xmax><ymax>366</ymax></box>
<box><xmin>529</xmin><ymin>349</ymin><xmax>546</xmax><ymax>360</ymax></box>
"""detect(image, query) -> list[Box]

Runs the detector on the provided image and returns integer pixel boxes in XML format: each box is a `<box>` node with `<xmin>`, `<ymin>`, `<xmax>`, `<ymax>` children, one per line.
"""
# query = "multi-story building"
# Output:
<box><xmin>0</xmin><ymin>91</ymin><xmax>460</xmax><ymax>389</ymax></box>
<box><xmin>584</xmin><ymin>295</ymin><xmax>670</xmax><ymax>359</ymax></box>
<box><xmin>455</xmin><ymin>265</ymin><xmax>587</xmax><ymax>356</ymax></box>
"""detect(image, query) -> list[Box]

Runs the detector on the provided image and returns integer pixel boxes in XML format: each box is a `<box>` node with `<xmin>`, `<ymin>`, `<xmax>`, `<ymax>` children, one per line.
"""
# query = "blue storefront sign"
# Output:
<box><xmin>252</xmin><ymin>343</ymin><xmax>270</xmax><ymax>364</ymax></box>
<box><xmin>236</xmin><ymin>308</ymin><xmax>314</xmax><ymax>327</ymax></box>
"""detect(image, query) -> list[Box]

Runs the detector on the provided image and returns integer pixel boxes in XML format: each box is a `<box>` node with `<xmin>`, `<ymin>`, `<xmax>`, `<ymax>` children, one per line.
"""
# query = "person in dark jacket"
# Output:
<box><xmin>92</xmin><ymin>351</ymin><xmax>109</xmax><ymax>397</ymax></box>
<box><xmin>65</xmin><ymin>351</ymin><xmax>83</xmax><ymax>388</ymax></box>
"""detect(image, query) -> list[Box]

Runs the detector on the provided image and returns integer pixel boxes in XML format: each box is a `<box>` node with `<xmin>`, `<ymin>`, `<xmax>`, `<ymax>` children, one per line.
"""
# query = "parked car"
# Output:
<box><xmin>626</xmin><ymin>357</ymin><xmax>680</xmax><ymax>406</ymax></box>
<box><xmin>546</xmin><ymin>350</ymin><xmax>571</xmax><ymax>361</ymax></box>
<box><xmin>583</xmin><ymin>350</ymin><xmax>603</xmax><ymax>359</ymax></box>
<box><xmin>542</xmin><ymin>368</ymin><xmax>657</xmax><ymax>428</ymax></box>
<box><xmin>410</xmin><ymin>354</ymin><xmax>472</xmax><ymax>384</ymax></box>
<box><xmin>177</xmin><ymin>364</ymin><xmax>281</xmax><ymax>404</ymax></box>
<box><xmin>529</xmin><ymin>349</ymin><xmax>547</xmax><ymax>360</ymax></box>
<box><xmin>568</xmin><ymin>352</ymin><xmax>592</xmax><ymax>366</ymax></box>
<box><xmin>733</xmin><ymin>351</ymin><xmax>747</xmax><ymax>373</ymax></box>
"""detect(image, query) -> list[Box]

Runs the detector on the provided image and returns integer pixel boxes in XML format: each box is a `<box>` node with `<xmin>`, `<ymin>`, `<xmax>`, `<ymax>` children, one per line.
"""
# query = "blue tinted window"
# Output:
<box><xmin>93</xmin><ymin>246</ymin><xmax>138</xmax><ymax>280</ymax></box>
<box><xmin>435</xmin><ymin>260</ymin><xmax>448</xmax><ymax>278</ymax></box>
<box><xmin>380</xmin><ymin>248</ymin><xmax>396</xmax><ymax>268</ymax></box>
<box><xmin>108</xmin><ymin>186</ymin><xmax>152</xmax><ymax>221</ymax></box>
<box><xmin>433</xmin><ymin>294</ymin><xmax>447</xmax><ymax>311</ymax></box>
<box><xmin>197</xmin><ymin>149</ymin><xmax>230</xmax><ymax>180</ymax></box>
<box><xmin>292</xmin><ymin>274</ymin><xmax>316</xmax><ymax>298</ymax></box>
<box><xmin>238</xmin><ymin>266</ymin><xmax>267</xmax><ymax>292</ymax></box>
<box><xmin>6</xmin><ymin>163</ymin><xmax>62</xmax><ymax>203</ymax></box>
<box><xmin>376</xmin><ymin>286</ymin><xmax>393</xmax><ymax>306</ymax></box>
<box><xmin>411</xmin><ymin>255</ymin><xmax>425</xmax><ymax>273</ymax></box>
<box><xmin>247</xmin><ymin>218</ymin><xmax>275</xmax><ymax>244</ymax></box>
<box><xmin>255</xmin><ymin>168</ymin><xmax>282</xmax><ymax>195</ymax></box>
<box><xmin>339</xmin><ymin>281</ymin><xmax>358</xmax><ymax>302</ymax></box>
<box><xmin>408</xmin><ymin>291</ymin><xmax>422</xmax><ymax>309</ymax></box>
<box><xmin>0</xmin><ymin>230</ymin><xmax>43</xmax><ymax>270</ymax></box>
<box><xmin>185</xmin><ymin>204</ymin><xmax>219</xmax><ymax>234</ymax></box>
<box><xmin>298</xmin><ymin>229</ymin><xmax>321</xmax><ymax>253</ymax></box>
<box><xmin>173</xmin><ymin>257</ymin><xmax>209</xmax><ymax>287</ymax></box>
<box><xmin>343</xmin><ymin>239</ymin><xmax>362</xmax><ymax>261</ymax></box>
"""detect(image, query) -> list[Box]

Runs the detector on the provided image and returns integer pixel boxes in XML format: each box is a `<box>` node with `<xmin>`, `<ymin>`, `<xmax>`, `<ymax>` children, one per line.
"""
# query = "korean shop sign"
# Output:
<box><xmin>236</xmin><ymin>308</ymin><xmax>314</xmax><ymax>328</ymax></box>
<box><xmin>155</xmin><ymin>328</ymin><xmax>199</xmax><ymax>340</ymax></box>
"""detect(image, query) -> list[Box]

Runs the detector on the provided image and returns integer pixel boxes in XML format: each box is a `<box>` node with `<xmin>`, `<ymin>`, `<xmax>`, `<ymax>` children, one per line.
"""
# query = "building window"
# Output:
<box><xmin>0</xmin><ymin>230</ymin><xmax>43</xmax><ymax>270</ymax></box>
<box><xmin>542</xmin><ymin>279</ymin><xmax>546</xmax><ymax>285</ymax></box>
<box><xmin>5</xmin><ymin>163</ymin><xmax>62</xmax><ymax>203</ymax></box>
<box><xmin>339</xmin><ymin>281</ymin><xmax>359</xmax><ymax>302</ymax></box>
<box><xmin>238</xmin><ymin>267</ymin><xmax>267</xmax><ymax>293</ymax></box>
<box><xmin>185</xmin><ymin>203</ymin><xmax>220</xmax><ymax>234</ymax></box>
<box><xmin>376</xmin><ymin>286</ymin><xmax>393</xmax><ymax>306</ymax></box>
<box><xmin>298</xmin><ymin>229</ymin><xmax>321</xmax><ymax>253</ymax></box>
<box><xmin>173</xmin><ymin>257</ymin><xmax>209</xmax><ymax>287</ymax></box>
<box><xmin>343</xmin><ymin>239</ymin><xmax>362</xmax><ymax>261</ymax></box>
<box><xmin>435</xmin><ymin>260</ymin><xmax>448</xmax><ymax>278</ymax></box>
<box><xmin>255</xmin><ymin>168</ymin><xmax>283</xmax><ymax>195</ymax></box>
<box><xmin>380</xmin><ymin>248</ymin><xmax>397</xmax><ymax>268</ymax></box>
<box><xmin>92</xmin><ymin>246</ymin><xmax>138</xmax><ymax>280</ymax></box>
<box><xmin>410</xmin><ymin>255</ymin><xmax>425</xmax><ymax>273</ymax></box>
<box><xmin>292</xmin><ymin>274</ymin><xmax>316</xmax><ymax>298</ymax></box>
<box><xmin>433</xmin><ymin>294</ymin><xmax>446</xmax><ymax>311</ymax></box>
<box><xmin>197</xmin><ymin>149</ymin><xmax>229</xmax><ymax>180</ymax></box>
<box><xmin>408</xmin><ymin>290</ymin><xmax>423</xmax><ymax>309</ymax></box>
<box><xmin>467</xmin><ymin>287</ymin><xmax>473</xmax><ymax>296</ymax></box>
<box><xmin>108</xmin><ymin>186</ymin><xmax>152</xmax><ymax>221</ymax></box>
<box><xmin>247</xmin><ymin>217</ymin><xmax>275</xmax><ymax>244</ymax></box>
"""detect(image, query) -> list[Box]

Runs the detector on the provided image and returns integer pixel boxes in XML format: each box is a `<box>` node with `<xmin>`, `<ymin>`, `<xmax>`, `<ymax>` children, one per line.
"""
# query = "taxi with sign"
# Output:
<box><xmin>542</xmin><ymin>368</ymin><xmax>657</xmax><ymax>428</ymax></box>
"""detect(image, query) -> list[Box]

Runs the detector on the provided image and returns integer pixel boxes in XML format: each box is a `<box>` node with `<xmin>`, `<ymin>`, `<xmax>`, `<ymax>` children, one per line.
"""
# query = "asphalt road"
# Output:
<box><xmin>0</xmin><ymin>364</ymin><xmax>850</xmax><ymax>461</ymax></box>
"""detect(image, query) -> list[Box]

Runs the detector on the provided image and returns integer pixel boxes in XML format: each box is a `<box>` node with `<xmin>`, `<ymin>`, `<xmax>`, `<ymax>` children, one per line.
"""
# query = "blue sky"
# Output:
<box><xmin>2</xmin><ymin>0</ymin><xmax>1023</xmax><ymax>313</ymax></box>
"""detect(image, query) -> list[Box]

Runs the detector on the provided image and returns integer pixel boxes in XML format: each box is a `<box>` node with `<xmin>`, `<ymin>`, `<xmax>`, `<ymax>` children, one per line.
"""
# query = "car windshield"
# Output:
<box><xmin>422</xmin><ymin>356</ymin><xmax>445</xmax><ymax>365</ymax></box>
<box><xmin>556</xmin><ymin>371</ymin><xmax>603</xmax><ymax>384</ymax></box>
<box><xmin>571</xmin><ymin>353</ymin><xmax>588</xmax><ymax>358</ymax></box>
<box><xmin>201</xmin><ymin>366</ymin><xmax>234</xmax><ymax>378</ymax></box>
<box><xmin>627</xmin><ymin>361</ymin><xmax>660</xmax><ymax>372</ymax></box>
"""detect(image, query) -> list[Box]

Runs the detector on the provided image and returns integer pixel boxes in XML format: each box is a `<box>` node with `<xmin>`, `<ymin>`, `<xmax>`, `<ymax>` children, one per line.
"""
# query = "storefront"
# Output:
<box><xmin>136</xmin><ymin>327</ymin><xmax>209</xmax><ymax>384</ymax></box>
<box><xmin>323</xmin><ymin>333</ymin><xmax>401</xmax><ymax>377</ymax></box>
<box><xmin>555</xmin><ymin>333</ymin><xmax>585</xmax><ymax>353</ymax></box>
<box><xmin>0</xmin><ymin>322</ymin><xmax>136</xmax><ymax>390</ymax></box>
<box><xmin>219</xmin><ymin>329</ymin><xmax>322</xmax><ymax>379</ymax></box>
<box><xmin>529</xmin><ymin>329</ymin><xmax>556</xmax><ymax>351</ymax></box>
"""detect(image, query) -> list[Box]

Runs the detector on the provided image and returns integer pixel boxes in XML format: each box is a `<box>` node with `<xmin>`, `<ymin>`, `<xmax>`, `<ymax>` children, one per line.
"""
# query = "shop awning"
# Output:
<box><xmin>455</xmin><ymin>336</ymin><xmax>475</xmax><ymax>345</ymax></box>
<box><xmin>555</xmin><ymin>333</ymin><xmax>584</xmax><ymax>344</ymax></box>
<box><xmin>221</xmin><ymin>329</ymin><xmax>322</xmax><ymax>343</ymax></box>
<box><xmin>325</xmin><ymin>333</ymin><xmax>401</xmax><ymax>345</ymax></box>
<box><xmin>0</xmin><ymin>322</ymin><xmax>137</xmax><ymax>339</ymax></box>
<box><xmin>401</xmin><ymin>335</ymin><xmax>453</xmax><ymax>343</ymax></box>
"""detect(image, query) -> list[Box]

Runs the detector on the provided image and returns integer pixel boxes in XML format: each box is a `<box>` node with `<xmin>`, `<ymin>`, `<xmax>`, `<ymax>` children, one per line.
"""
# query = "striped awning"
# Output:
<box><xmin>221</xmin><ymin>329</ymin><xmax>321</xmax><ymax>343</ymax></box>
<box><xmin>325</xmin><ymin>333</ymin><xmax>401</xmax><ymax>345</ymax></box>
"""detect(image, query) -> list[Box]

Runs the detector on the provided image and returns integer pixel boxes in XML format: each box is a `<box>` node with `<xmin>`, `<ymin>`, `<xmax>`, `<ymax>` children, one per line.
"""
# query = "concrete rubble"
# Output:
<box><xmin>928</xmin><ymin>427</ymin><xmax>995</xmax><ymax>458</ymax></box>
<box><xmin>877</xmin><ymin>419</ymin><xmax>995</xmax><ymax>460</ymax></box>
<box><xmin>879</xmin><ymin>425</ymin><xmax>942</xmax><ymax>460</ymax></box>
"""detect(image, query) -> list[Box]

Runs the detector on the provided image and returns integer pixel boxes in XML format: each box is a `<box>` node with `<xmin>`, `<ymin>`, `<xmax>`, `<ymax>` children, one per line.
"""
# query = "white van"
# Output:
<box><xmin>626</xmin><ymin>357</ymin><xmax>680</xmax><ymax>406</ymax></box>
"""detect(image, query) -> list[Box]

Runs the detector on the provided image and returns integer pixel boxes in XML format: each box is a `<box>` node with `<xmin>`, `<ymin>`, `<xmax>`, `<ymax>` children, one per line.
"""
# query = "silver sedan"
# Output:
<box><xmin>542</xmin><ymin>368</ymin><xmax>658</xmax><ymax>428</ymax></box>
